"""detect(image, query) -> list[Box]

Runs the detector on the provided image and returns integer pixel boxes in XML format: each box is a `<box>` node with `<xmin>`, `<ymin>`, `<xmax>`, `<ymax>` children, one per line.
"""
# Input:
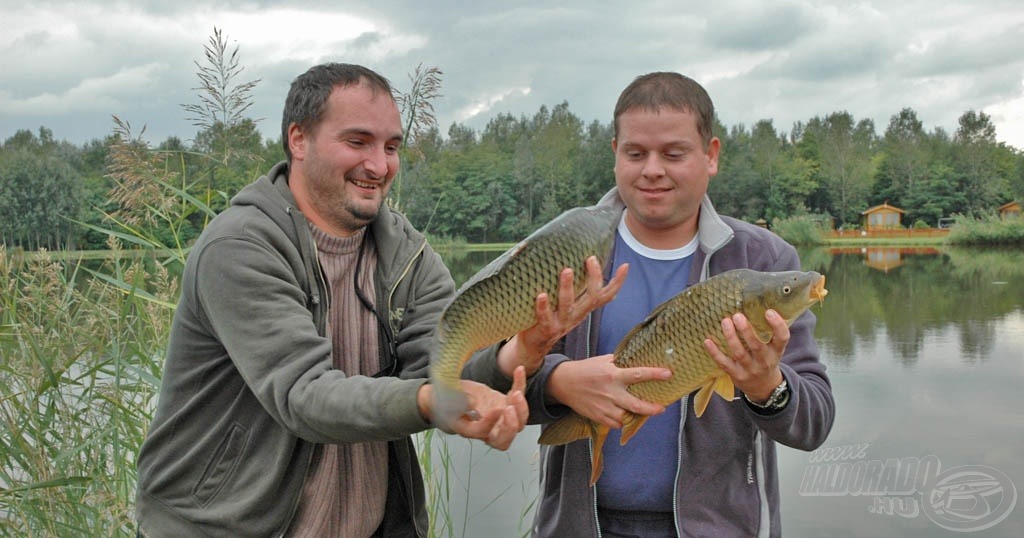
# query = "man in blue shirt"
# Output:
<box><xmin>487</xmin><ymin>72</ymin><xmax>836</xmax><ymax>537</ymax></box>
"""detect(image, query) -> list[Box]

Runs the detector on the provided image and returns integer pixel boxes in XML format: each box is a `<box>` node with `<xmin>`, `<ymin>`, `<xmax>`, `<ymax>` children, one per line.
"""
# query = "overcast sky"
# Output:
<box><xmin>3</xmin><ymin>0</ymin><xmax>1024</xmax><ymax>151</ymax></box>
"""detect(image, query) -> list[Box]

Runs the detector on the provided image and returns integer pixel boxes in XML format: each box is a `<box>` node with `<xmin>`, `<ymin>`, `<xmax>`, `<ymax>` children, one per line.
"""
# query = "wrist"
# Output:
<box><xmin>497</xmin><ymin>336</ymin><xmax>542</xmax><ymax>378</ymax></box>
<box><xmin>416</xmin><ymin>383</ymin><xmax>433</xmax><ymax>424</ymax></box>
<box><xmin>745</xmin><ymin>377</ymin><xmax>790</xmax><ymax>413</ymax></box>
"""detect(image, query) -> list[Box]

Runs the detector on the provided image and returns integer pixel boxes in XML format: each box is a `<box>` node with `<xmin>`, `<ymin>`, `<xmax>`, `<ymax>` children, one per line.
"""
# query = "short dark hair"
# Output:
<box><xmin>613</xmin><ymin>72</ymin><xmax>715</xmax><ymax>147</ymax></box>
<box><xmin>281</xmin><ymin>63</ymin><xmax>396</xmax><ymax>160</ymax></box>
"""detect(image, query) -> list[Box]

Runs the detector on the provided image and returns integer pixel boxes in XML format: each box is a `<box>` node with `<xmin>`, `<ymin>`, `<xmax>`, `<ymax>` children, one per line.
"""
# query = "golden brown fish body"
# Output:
<box><xmin>430</xmin><ymin>206</ymin><xmax>619</xmax><ymax>428</ymax></box>
<box><xmin>537</xmin><ymin>268</ymin><xmax>828</xmax><ymax>484</ymax></box>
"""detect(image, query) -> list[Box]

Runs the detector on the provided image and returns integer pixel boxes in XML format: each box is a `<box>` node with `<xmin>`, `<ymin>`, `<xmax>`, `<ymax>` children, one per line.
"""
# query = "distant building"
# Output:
<box><xmin>861</xmin><ymin>202</ymin><xmax>905</xmax><ymax>231</ymax></box>
<box><xmin>998</xmin><ymin>201</ymin><xmax>1021</xmax><ymax>219</ymax></box>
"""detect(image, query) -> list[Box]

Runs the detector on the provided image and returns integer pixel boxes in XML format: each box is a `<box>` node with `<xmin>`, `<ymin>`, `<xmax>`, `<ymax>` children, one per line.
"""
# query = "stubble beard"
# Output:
<box><xmin>305</xmin><ymin>155</ymin><xmax>387</xmax><ymax>235</ymax></box>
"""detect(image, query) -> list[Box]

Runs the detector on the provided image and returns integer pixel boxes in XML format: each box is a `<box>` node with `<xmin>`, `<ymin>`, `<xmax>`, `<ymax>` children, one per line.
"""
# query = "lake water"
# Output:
<box><xmin>432</xmin><ymin>246</ymin><xmax>1024</xmax><ymax>537</ymax></box>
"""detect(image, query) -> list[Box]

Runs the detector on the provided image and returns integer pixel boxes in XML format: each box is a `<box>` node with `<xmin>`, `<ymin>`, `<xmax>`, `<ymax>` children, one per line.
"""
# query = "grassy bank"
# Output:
<box><xmin>773</xmin><ymin>214</ymin><xmax>1024</xmax><ymax>247</ymax></box>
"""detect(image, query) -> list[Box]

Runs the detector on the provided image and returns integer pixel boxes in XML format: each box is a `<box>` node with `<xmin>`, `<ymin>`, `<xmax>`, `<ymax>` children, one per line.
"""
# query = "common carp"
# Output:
<box><xmin>537</xmin><ymin>268</ymin><xmax>827</xmax><ymax>484</ymax></box>
<box><xmin>430</xmin><ymin>206</ymin><xmax>620</xmax><ymax>429</ymax></box>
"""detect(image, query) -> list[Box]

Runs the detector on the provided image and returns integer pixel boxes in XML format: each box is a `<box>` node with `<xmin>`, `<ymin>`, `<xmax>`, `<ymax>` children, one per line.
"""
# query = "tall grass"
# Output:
<box><xmin>0</xmin><ymin>243</ymin><xmax>175</xmax><ymax>536</ymax></box>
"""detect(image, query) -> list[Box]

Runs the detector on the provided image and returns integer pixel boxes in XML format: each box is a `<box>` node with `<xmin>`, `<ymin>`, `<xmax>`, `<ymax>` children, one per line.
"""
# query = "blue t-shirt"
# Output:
<box><xmin>595</xmin><ymin>215</ymin><xmax>696</xmax><ymax>512</ymax></box>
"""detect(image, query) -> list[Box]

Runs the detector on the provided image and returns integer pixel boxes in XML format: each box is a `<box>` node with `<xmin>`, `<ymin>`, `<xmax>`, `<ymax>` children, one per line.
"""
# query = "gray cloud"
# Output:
<box><xmin>2</xmin><ymin>0</ymin><xmax>1023</xmax><ymax>150</ymax></box>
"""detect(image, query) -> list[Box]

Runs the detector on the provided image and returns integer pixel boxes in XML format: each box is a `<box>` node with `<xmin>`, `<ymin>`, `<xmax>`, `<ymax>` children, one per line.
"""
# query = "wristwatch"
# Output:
<box><xmin>745</xmin><ymin>379</ymin><xmax>790</xmax><ymax>413</ymax></box>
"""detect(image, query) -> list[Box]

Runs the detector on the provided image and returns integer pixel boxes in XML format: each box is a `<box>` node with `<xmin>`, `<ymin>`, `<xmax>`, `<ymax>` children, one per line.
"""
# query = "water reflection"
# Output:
<box><xmin>799</xmin><ymin>246</ymin><xmax>1024</xmax><ymax>368</ymax></box>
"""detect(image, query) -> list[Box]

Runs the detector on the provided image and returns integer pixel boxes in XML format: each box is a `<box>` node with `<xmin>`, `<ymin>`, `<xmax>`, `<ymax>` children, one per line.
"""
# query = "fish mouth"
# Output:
<box><xmin>811</xmin><ymin>275</ymin><xmax>828</xmax><ymax>303</ymax></box>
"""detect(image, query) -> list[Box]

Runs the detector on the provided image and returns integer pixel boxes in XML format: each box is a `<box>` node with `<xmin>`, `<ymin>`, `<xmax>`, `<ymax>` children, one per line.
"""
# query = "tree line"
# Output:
<box><xmin>2</xmin><ymin>102</ymin><xmax>1022</xmax><ymax>251</ymax></box>
<box><xmin>2</xmin><ymin>26</ymin><xmax>1022</xmax><ymax>251</ymax></box>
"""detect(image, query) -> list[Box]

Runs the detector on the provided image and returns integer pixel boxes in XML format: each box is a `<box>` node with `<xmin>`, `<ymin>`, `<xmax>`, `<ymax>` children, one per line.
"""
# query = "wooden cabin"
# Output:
<box><xmin>861</xmin><ymin>202</ymin><xmax>905</xmax><ymax>231</ymax></box>
<box><xmin>998</xmin><ymin>201</ymin><xmax>1021</xmax><ymax>219</ymax></box>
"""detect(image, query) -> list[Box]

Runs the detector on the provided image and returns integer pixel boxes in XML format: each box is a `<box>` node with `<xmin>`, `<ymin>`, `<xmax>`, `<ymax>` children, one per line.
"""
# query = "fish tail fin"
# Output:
<box><xmin>693</xmin><ymin>374</ymin><xmax>736</xmax><ymax>417</ymax></box>
<box><xmin>429</xmin><ymin>342</ymin><xmax>473</xmax><ymax>432</ymax></box>
<box><xmin>619</xmin><ymin>412</ymin><xmax>650</xmax><ymax>446</ymax></box>
<box><xmin>429</xmin><ymin>378</ymin><xmax>468</xmax><ymax>433</ymax></box>
<box><xmin>589</xmin><ymin>426</ymin><xmax>611</xmax><ymax>486</ymax></box>
<box><xmin>538</xmin><ymin>412</ymin><xmax>595</xmax><ymax>445</ymax></box>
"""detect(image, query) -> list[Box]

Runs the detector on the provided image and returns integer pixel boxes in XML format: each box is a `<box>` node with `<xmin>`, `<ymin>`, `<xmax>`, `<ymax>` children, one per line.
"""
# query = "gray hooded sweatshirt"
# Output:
<box><xmin>519</xmin><ymin>189</ymin><xmax>836</xmax><ymax>537</ymax></box>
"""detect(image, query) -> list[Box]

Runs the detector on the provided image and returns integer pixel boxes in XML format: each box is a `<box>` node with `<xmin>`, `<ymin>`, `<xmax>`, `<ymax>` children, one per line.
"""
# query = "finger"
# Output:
<box><xmin>720</xmin><ymin>316</ymin><xmax>748</xmax><ymax>361</ymax></box>
<box><xmin>731</xmin><ymin>313</ymin><xmax>763</xmax><ymax>355</ymax></box>
<box><xmin>583</xmin><ymin>256</ymin><xmax>604</xmax><ymax>294</ymax></box>
<box><xmin>620</xmin><ymin>366</ymin><xmax>672</xmax><ymax>385</ymax></box>
<box><xmin>510</xmin><ymin>365</ymin><xmax>527</xmax><ymax>394</ymax></box>
<box><xmin>596</xmin><ymin>410</ymin><xmax>624</xmax><ymax>430</ymax></box>
<box><xmin>488</xmin><ymin>406</ymin><xmax>520</xmax><ymax>450</ymax></box>
<box><xmin>556</xmin><ymin>267</ymin><xmax>576</xmax><ymax>318</ymax></box>
<box><xmin>593</xmin><ymin>262</ymin><xmax>628</xmax><ymax>306</ymax></box>
<box><xmin>509</xmin><ymin>366</ymin><xmax>529</xmax><ymax>427</ymax></box>
<box><xmin>510</xmin><ymin>390</ymin><xmax>528</xmax><ymax>430</ymax></box>
<box><xmin>534</xmin><ymin>292</ymin><xmax>553</xmax><ymax>325</ymax></box>
<box><xmin>765</xmin><ymin>309</ymin><xmax>790</xmax><ymax>349</ymax></box>
<box><xmin>705</xmin><ymin>337</ymin><xmax>735</xmax><ymax>374</ymax></box>
<box><xmin>621</xmin><ymin>394</ymin><xmax>666</xmax><ymax>417</ymax></box>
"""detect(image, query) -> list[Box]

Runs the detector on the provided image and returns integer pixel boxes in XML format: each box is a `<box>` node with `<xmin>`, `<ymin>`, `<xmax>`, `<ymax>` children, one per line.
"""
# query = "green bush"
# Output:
<box><xmin>948</xmin><ymin>214</ymin><xmax>1024</xmax><ymax>245</ymax></box>
<box><xmin>770</xmin><ymin>215</ymin><xmax>828</xmax><ymax>246</ymax></box>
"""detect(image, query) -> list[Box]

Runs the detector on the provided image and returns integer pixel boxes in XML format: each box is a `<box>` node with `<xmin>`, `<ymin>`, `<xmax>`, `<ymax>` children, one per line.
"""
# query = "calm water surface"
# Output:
<box><xmin>434</xmin><ymin>246</ymin><xmax>1024</xmax><ymax>537</ymax></box>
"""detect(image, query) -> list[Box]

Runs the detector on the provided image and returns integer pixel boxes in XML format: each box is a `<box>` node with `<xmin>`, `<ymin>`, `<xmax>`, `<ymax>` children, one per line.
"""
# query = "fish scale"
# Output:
<box><xmin>617</xmin><ymin>270</ymin><xmax>751</xmax><ymax>406</ymax></box>
<box><xmin>430</xmin><ymin>206</ymin><xmax>620</xmax><ymax>429</ymax></box>
<box><xmin>537</xmin><ymin>268</ymin><xmax>828</xmax><ymax>485</ymax></box>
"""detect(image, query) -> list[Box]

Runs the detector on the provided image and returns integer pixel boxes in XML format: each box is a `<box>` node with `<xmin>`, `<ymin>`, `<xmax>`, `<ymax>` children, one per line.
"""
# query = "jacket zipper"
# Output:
<box><xmin>582</xmin><ymin>313</ymin><xmax>603</xmax><ymax>538</ymax></box>
<box><xmin>672</xmin><ymin>394</ymin><xmax>687</xmax><ymax>536</ymax></box>
<box><xmin>387</xmin><ymin>238</ymin><xmax>428</xmax><ymax>538</ymax></box>
<box><xmin>754</xmin><ymin>429</ymin><xmax>771</xmax><ymax>538</ymax></box>
<box><xmin>277</xmin><ymin>210</ymin><xmax>329</xmax><ymax>538</ymax></box>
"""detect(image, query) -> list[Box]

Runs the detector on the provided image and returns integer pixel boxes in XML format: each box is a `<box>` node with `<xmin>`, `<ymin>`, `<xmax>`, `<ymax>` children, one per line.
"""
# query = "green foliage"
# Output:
<box><xmin>0</xmin><ymin>129</ymin><xmax>85</xmax><ymax>249</ymax></box>
<box><xmin>771</xmin><ymin>215</ymin><xmax>829</xmax><ymax>246</ymax></box>
<box><xmin>947</xmin><ymin>213</ymin><xmax>1024</xmax><ymax>245</ymax></box>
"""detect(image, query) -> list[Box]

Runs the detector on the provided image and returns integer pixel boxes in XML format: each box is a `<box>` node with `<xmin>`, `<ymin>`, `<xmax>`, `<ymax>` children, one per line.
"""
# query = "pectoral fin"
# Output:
<box><xmin>538</xmin><ymin>412</ymin><xmax>595</xmax><ymax>445</ymax></box>
<box><xmin>619</xmin><ymin>412</ymin><xmax>650</xmax><ymax>446</ymax></box>
<box><xmin>693</xmin><ymin>374</ymin><xmax>736</xmax><ymax>417</ymax></box>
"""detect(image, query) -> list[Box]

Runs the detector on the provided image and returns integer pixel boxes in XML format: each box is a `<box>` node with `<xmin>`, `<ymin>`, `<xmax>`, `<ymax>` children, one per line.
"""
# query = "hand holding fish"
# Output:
<box><xmin>497</xmin><ymin>257</ymin><xmax>629</xmax><ymax>378</ymax></box>
<box><xmin>547</xmin><ymin>354</ymin><xmax>672</xmax><ymax>429</ymax></box>
<box><xmin>420</xmin><ymin>366</ymin><xmax>529</xmax><ymax>450</ymax></box>
<box><xmin>704</xmin><ymin>309</ymin><xmax>788</xmax><ymax>404</ymax></box>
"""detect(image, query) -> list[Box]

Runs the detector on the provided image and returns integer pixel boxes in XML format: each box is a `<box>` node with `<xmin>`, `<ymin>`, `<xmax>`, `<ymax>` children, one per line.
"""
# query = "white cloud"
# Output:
<box><xmin>0</xmin><ymin>64</ymin><xmax>167</xmax><ymax>115</ymax></box>
<box><xmin>456</xmin><ymin>87</ymin><xmax>532</xmax><ymax>124</ymax></box>
<box><xmin>985</xmin><ymin>78</ymin><xmax>1024</xmax><ymax>149</ymax></box>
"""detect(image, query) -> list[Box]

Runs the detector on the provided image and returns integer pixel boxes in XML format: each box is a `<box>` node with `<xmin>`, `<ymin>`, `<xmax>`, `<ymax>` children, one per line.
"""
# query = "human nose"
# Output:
<box><xmin>640</xmin><ymin>154</ymin><xmax>665</xmax><ymax>178</ymax></box>
<box><xmin>363</xmin><ymin>145</ymin><xmax>390</xmax><ymax>179</ymax></box>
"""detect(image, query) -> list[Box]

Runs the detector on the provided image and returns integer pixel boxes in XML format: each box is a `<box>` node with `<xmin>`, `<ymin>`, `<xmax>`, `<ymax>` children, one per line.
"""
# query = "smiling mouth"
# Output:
<box><xmin>351</xmin><ymin>179</ymin><xmax>379</xmax><ymax>190</ymax></box>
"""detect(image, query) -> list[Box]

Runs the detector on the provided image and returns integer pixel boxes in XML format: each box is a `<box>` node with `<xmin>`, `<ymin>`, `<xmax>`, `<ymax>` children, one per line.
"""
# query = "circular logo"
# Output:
<box><xmin>922</xmin><ymin>465</ymin><xmax>1017</xmax><ymax>532</ymax></box>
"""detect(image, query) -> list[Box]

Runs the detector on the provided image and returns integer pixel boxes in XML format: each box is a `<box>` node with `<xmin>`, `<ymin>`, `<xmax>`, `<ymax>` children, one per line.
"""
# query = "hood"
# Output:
<box><xmin>230</xmin><ymin>160</ymin><xmax>305</xmax><ymax>246</ymax></box>
<box><xmin>595</xmin><ymin>187</ymin><xmax>733</xmax><ymax>253</ymax></box>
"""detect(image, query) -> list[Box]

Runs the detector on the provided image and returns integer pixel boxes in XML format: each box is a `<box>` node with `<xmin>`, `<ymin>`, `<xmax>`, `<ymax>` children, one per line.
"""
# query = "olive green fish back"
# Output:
<box><xmin>429</xmin><ymin>206</ymin><xmax>619</xmax><ymax>420</ymax></box>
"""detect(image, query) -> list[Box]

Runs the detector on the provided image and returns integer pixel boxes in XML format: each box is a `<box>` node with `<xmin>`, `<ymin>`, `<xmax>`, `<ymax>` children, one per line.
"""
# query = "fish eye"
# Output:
<box><xmin>782</xmin><ymin>285</ymin><xmax>792</xmax><ymax>294</ymax></box>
